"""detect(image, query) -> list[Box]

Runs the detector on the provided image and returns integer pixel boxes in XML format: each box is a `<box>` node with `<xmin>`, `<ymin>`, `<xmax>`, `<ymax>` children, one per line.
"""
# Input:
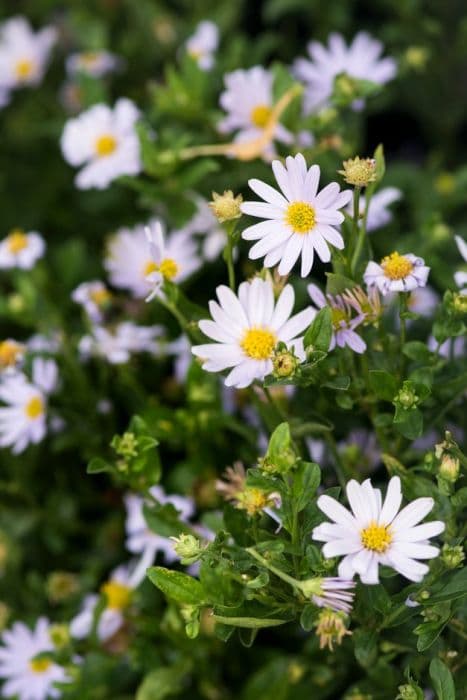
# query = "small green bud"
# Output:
<box><xmin>338</xmin><ymin>156</ymin><xmax>377</xmax><ymax>187</ymax></box>
<box><xmin>396</xmin><ymin>683</ymin><xmax>422</xmax><ymax>700</ymax></box>
<box><xmin>272</xmin><ymin>348</ymin><xmax>300</xmax><ymax>378</ymax></box>
<box><xmin>442</xmin><ymin>544</ymin><xmax>465</xmax><ymax>569</ymax></box>
<box><xmin>452</xmin><ymin>292</ymin><xmax>467</xmax><ymax>315</ymax></box>
<box><xmin>209</xmin><ymin>190</ymin><xmax>243</xmax><ymax>223</ymax></box>
<box><xmin>46</xmin><ymin>571</ymin><xmax>79</xmax><ymax>603</ymax></box>
<box><xmin>171</xmin><ymin>534</ymin><xmax>203</xmax><ymax>565</ymax></box>
<box><xmin>50</xmin><ymin>624</ymin><xmax>70</xmax><ymax>649</ymax></box>
<box><xmin>394</xmin><ymin>382</ymin><xmax>419</xmax><ymax>409</ymax></box>
<box><xmin>113</xmin><ymin>432</ymin><xmax>138</xmax><ymax>459</ymax></box>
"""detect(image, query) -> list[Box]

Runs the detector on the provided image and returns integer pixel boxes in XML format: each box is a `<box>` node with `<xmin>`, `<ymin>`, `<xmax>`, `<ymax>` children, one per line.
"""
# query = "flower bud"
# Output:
<box><xmin>50</xmin><ymin>624</ymin><xmax>70</xmax><ymax>649</ymax></box>
<box><xmin>452</xmin><ymin>292</ymin><xmax>467</xmax><ymax>315</ymax></box>
<box><xmin>46</xmin><ymin>571</ymin><xmax>79</xmax><ymax>603</ymax></box>
<box><xmin>404</xmin><ymin>46</ymin><xmax>429</xmax><ymax>71</ymax></box>
<box><xmin>209</xmin><ymin>190</ymin><xmax>243</xmax><ymax>223</ymax></box>
<box><xmin>113</xmin><ymin>431</ymin><xmax>138</xmax><ymax>459</ymax></box>
<box><xmin>396</xmin><ymin>683</ymin><xmax>422</xmax><ymax>700</ymax></box>
<box><xmin>338</xmin><ymin>157</ymin><xmax>377</xmax><ymax>187</ymax></box>
<box><xmin>442</xmin><ymin>544</ymin><xmax>465</xmax><ymax>569</ymax></box>
<box><xmin>394</xmin><ymin>382</ymin><xmax>419</xmax><ymax>410</ymax></box>
<box><xmin>272</xmin><ymin>348</ymin><xmax>300</xmax><ymax>378</ymax></box>
<box><xmin>171</xmin><ymin>534</ymin><xmax>203</xmax><ymax>565</ymax></box>
<box><xmin>438</xmin><ymin>454</ymin><xmax>460</xmax><ymax>483</ymax></box>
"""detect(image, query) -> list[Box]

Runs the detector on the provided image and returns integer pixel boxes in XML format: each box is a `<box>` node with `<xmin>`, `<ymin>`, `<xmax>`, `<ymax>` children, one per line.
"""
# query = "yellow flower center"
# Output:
<box><xmin>188</xmin><ymin>48</ymin><xmax>203</xmax><ymax>60</ymax></box>
<box><xmin>381</xmin><ymin>252</ymin><xmax>413</xmax><ymax>281</ymax></box>
<box><xmin>0</xmin><ymin>340</ymin><xmax>23</xmax><ymax>368</ymax></box>
<box><xmin>95</xmin><ymin>134</ymin><xmax>117</xmax><ymax>157</ymax></box>
<box><xmin>144</xmin><ymin>258</ymin><xmax>179</xmax><ymax>280</ymax></box>
<box><xmin>285</xmin><ymin>202</ymin><xmax>316</xmax><ymax>234</ymax></box>
<box><xmin>25</xmin><ymin>396</ymin><xmax>44</xmax><ymax>419</ymax></box>
<box><xmin>250</xmin><ymin>104</ymin><xmax>273</xmax><ymax>129</ymax></box>
<box><xmin>7</xmin><ymin>230</ymin><xmax>29</xmax><ymax>254</ymax></box>
<box><xmin>331</xmin><ymin>307</ymin><xmax>347</xmax><ymax>329</ymax></box>
<box><xmin>239</xmin><ymin>487</ymin><xmax>270</xmax><ymax>515</ymax></box>
<box><xmin>360</xmin><ymin>521</ymin><xmax>392</xmax><ymax>553</ymax></box>
<box><xmin>241</xmin><ymin>327</ymin><xmax>276</xmax><ymax>360</ymax></box>
<box><xmin>29</xmin><ymin>657</ymin><xmax>52</xmax><ymax>674</ymax></box>
<box><xmin>81</xmin><ymin>52</ymin><xmax>99</xmax><ymax>66</ymax></box>
<box><xmin>15</xmin><ymin>59</ymin><xmax>34</xmax><ymax>80</ymax></box>
<box><xmin>101</xmin><ymin>581</ymin><xmax>132</xmax><ymax>610</ymax></box>
<box><xmin>90</xmin><ymin>288</ymin><xmax>111</xmax><ymax>306</ymax></box>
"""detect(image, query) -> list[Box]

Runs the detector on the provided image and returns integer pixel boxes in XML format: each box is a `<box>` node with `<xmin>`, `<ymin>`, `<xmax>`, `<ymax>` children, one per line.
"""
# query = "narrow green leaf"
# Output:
<box><xmin>147</xmin><ymin>567</ymin><xmax>206</xmax><ymax>605</ymax></box>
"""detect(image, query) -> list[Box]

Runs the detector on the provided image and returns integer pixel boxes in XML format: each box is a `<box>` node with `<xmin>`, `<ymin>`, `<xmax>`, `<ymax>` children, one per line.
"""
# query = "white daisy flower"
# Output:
<box><xmin>0</xmin><ymin>617</ymin><xmax>70</xmax><ymax>700</ymax></box>
<box><xmin>65</xmin><ymin>50</ymin><xmax>121</xmax><ymax>78</ymax></box>
<box><xmin>0</xmin><ymin>229</ymin><xmax>45</xmax><ymax>270</ymax></box>
<box><xmin>105</xmin><ymin>219</ymin><xmax>200</xmax><ymax>299</ymax></box>
<box><xmin>312</xmin><ymin>476</ymin><xmax>445</xmax><ymax>584</ymax></box>
<box><xmin>294</xmin><ymin>31</ymin><xmax>397</xmax><ymax>114</ymax></box>
<box><xmin>454</xmin><ymin>235</ymin><xmax>467</xmax><ymax>294</ymax></box>
<box><xmin>125</xmin><ymin>485</ymin><xmax>195</xmax><ymax>564</ymax></box>
<box><xmin>241</xmin><ymin>154</ymin><xmax>352</xmax><ymax>277</ymax></box>
<box><xmin>70</xmin><ymin>561</ymin><xmax>145</xmax><ymax>642</ymax></box>
<box><xmin>0</xmin><ymin>358</ymin><xmax>58</xmax><ymax>454</ymax></box>
<box><xmin>78</xmin><ymin>322</ymin><xmax>163</xmax><ymax>364</ymax></box>
<box><xmin>144</xmin><ymin>220</ymin><xmax>202</xmax><ymax>300</ymax></box>
<box><xmin>0</xmin><ymin>87</ymin><xmax>10</xmax><ymax>110</ymax></box>
<box><xmin>185</xmin><ymin>20</ymin><xmax>219</xmax><ymax>70</ymax></box>
<box><xmin>60</xmin><ymin>98</ymin><xmax>141</xmax><ymax>190</ymax></box>
<box><xmin>218</xmin><ymin>66</ymin><xmax>293</xmax><ymax>157</ymax></box>
<box><xmin>347</xmin><ymin>187</ymin><xmax>401</xmax><ymax>232</ymax></box>
<box><xmin>364</xmin><ymin>252</ymin><xmax>430</xmax><ymax>295</ymax></box>
<box><xmin>192</xmin><ymin>277</ymin><xmax>315</xmax><ymax>389</ymax></box>
<box><xmin>166</xmin><ymin>335</ymin><xmax>192</xmax><ymax>382</ymax></box>
<box><xmin>0</xmin><ymin>17</ymin><xmax>56</xmax><ymax>92</ymax></box>
<box><xmin>72</xmin><ymin>280</ymin><xmax>112</xmax><ymax>322</ymax></box>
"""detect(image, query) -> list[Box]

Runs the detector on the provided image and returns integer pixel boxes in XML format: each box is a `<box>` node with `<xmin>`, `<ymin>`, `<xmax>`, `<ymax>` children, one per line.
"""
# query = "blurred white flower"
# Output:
<box><xmin>218</xmin><ymin>66</ymin><xmax>293</xmax><ymax>157</ymax></box>
<box><xmin>454</xmin><ymin>235</ymin><xmax>467</xmax><ymax>294</ymax></box>
<box><xmin>72</xmin><ymin>280</ymin><xmax>112</xmax><ymax>322</ymax></box>
<box><xmin>0</xmin><ymin>229</ymin><xmax>45</xmax><ymax>270</ymax></box>
<box><xmin>145</xmin><ymin>221</ymin><xmax>202</xmax><ymax>300</ymax></box>
<box><xmin>313</xmin><ymin>476</ymin><xmax>445</xmax><ymax>584</ymax></box>
<box><xmin>182</xmin><ymin>197</ymin><xmax>227</xmax><ymax>262</ymax></box>
<box><xmin>192</xmin><ymin>277</ymin><xmax>314</xmax><ymax>388</ymax></box>
<box><xmin>0</xmin><ymin>617</ymin><xmax>70</xmax><ymax>700</ymax></box>
<box><xmin>125</xmin><ymin>485</ymin><xmax>195</xmax><ymax>563</ymax></box>
<box><xmin>294</xmin><ymin>32</ymin><xmax>397</xmax><ymax>114</ymax></box>
<box><xmin>70</xmin><ymin>562</ymin><xmax>144</xmax><ymax>642</ymax></box>
<box><xmin>66</xmin><ymin>50</ymin><xmax>121</xmax><ymax>78</ymax></box>
<box><xmin>241</xmin><ymin>154</ymin><xmax>351</xmax><ymax>277</ymax></box>
<box><xmin>61</xmin><ymin>98</ymin><xmax>141</xmax><ymax>189</ymax></box>
<box><xmin>346</xmin><ymin>187</ymin><xmax>402</xmax><ymax>232</ymax></box>
<box><xmin>364</xmin><ymin>252</ymin><xmax>429</xmax><ymax>295</ymax></box>
<box><xmin>78</xmin><ymin>322</ymin><xmax>163</xmax><ymax>364</ymax></box>
<box><xmin>0</xmin><ymin>16</ymin><xmax>56</xmax><ymax>93</ymax></box>
<box><xmin>0</xmin><ymin>358</ymin><xmax>58</xmax><ymax>454</ymax></box>
<box><xmin>185</xmin><ymin>20</ymin><xmax>219</xmax><ymax>70</ymax></box>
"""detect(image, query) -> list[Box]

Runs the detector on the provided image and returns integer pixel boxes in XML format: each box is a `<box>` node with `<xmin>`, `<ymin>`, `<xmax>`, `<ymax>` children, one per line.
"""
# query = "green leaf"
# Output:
<box><xmin>86</xmin><ymin>457</ymin><xmax>113</xmax><ymax>474</ymax></box>
<box><xmin>373</xmin><ymin>143</ymin><xmax>386</xmax><ymax>181</ymax></box>
<box><xmin>429</xmin><ymin>659</ymin><xmax>455</xmax><ymax>700</ymax></box>
<box><xmin>304</xmin><ymin>306</ymin><xmax>332</xmax><ymax>352</ymax></box>
<box><xmin>369</xmin><ymin>370</ymin><xmax>398</xmax><ymax>401</ymax></box>
<box><xmin>393</xmin><ymin>407</ymin><xmax>423</xmax><ymax>439</ymax></box>
<box><xmin>293</xmin><ymin>461</ymin><xmax>321</xmax><ymax>511</ymax></box>
<box><xmin>325</xmin><ymin>272</ymin><xmax>357</xmax><ymax>295</ymax></box>
<box><xmin>354</xmin><ymin>628</ymin><xmax>378</xmax><ymax>668</ymax></box>
<box><xmin>147</xmin><ymin>567</ymin><xmax>206</xmax><ymax>605</ymax></box>
<box><xmin>403</xmin><ymin>341</ymin><xmax>433</xmax><ymax>363</ymax></box>
<box><xmin>322</xmin><ymin>376</ymin><xmax>351</xmax><ymax>391</ymax></box>
<box><xmin>136</xmin><ymin>665</ymin><xmax>190</xmax><ymax>700</ymax></box>
<box><xmin>428</xmin><ymin>568</ymin><xmax>467</xmax><ymax>604</ymax></box>
<box><xmin>212</xmin><ymin>615</ymin><xmax>287</xmax><ymax>628</ymax></box>
<box><xmin>415</xmin><ymin>611</ymin><xmax>450</xmax><ymax>651</ymax></box>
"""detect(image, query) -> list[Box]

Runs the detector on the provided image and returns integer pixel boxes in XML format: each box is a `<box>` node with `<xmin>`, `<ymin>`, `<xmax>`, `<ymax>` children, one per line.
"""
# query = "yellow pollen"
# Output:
<box><xmin>331</xmin><ymin>307</ymin><xmax>347</xmax><ymax>329</ymax></box>
<box><xmin>29</xmin><ymin>657</ymin><xmax>52</xmax><ymax>674</ymax></box>
<box><xmin>95</xmin><ymin>134</ymin><xmax>117</xmax><ymax>157</ymax></box>
<box><xmin>81</xmin><ymin>52</ymin><xmax>99</xmax><ymax>66</ymax></box>
<box><xmin>158</xmin><ymin>258</ymin><xmax>179</xmax><ymax>280</ymax></box>
<box><xmin>101</xmin><ymin>581</ymin><xmax>132</xmax><ymax>610</ymax></box>
<box><xmin>90</xmin><ymin>288</ymin><xmax>111</xmax><ymax>305</ymax></box>
<box><xmin>0</xmin><ymin>340</ymin><xmax>23</xmax><ymax>368</ymax></box>
<box><xmin>239</xmin><ymin>488</ymin><xmax>269</xmax><ymax>515</ymax></box>
<box><xmin>15</xmin><ymin>59</ymin><xmax>34</xmax><ymax>80</ymax></box>
<box><xmin>7</xmin><ymin>230</ymin><xmax>28</xmax><ymax>254</ymax></box>
<box><xmin>250</xmin><ymin>104</ymin><xmax>273</xmax><ymax>129</ymax></box>
<box><xmin>361</xmin><ymin>521</ymin><xmax>392</xmax><ymax>553</ymax></box>
<box><xmin>241</xmin><ymin>327</ymin><xmax>276</xmax><ymax>360</ymax></box>
<box><xmin>25</xmin><ymin>396</ymin><xmax>44</xmax><ymax>420</ymax></box>
<box><xmin>381</xmin><ymin>252</ymin><xmax>413</xmax><ymax>280</ymax></box>
<box><xmin>285</xmin><ymin>202</ymin><xmax>316</xmax><ymax>234</ymax></box>
<box><xmin>143</xmin><ymin>261</ymin><xmax>157</xmax><ymax>277</ymax></box>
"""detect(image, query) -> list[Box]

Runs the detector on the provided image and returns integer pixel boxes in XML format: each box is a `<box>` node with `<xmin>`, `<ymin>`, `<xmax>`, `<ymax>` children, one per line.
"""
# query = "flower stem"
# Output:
<box><xmin>246</xmin><ymin>548</ymin><xmax>299</xmax><ymax>591</ymax></box>
<box><xmin>398</xmin><ymin>292</ymin><xmax>408</xmax><ymax>377</ymax></box>
<box><xmin>350</xmin><ymin>187</ymin><xmax>364</xmax><ymax>276</ymax></box>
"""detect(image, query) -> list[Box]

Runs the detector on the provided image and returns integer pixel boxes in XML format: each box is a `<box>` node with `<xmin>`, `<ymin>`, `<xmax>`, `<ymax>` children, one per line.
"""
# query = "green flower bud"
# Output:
<box><xmin>394</xmin><ymin>382</ymin><xmax>419</xmax><ymax>409</ymax></box>
<box><xmin>396</xmin><ymin>683</ymin><xmax>422</xmax><ymax>700</ymax></box>
<box><xmin>442</xmin><ymin>544</ymin><xmax>465</xmax><ymax>569</ymax></box>
<box><xmin>171</xmin><ymin>534</ymin><xmax>203</xmax><ymax>564</ymax></box>
<box><xmin>50</xmin><ymin>624</ymin><xmax>70</xmax><ymax>649</ymax></box>
<box><xmin>113</xmin><ymin>432</ymin><xmax>138</xmax><ymax>459</ymax></box>
<box><xmin>272</xmin><ymin>348</ymin><xmax>300</xmax><ymax>378</ymax></box>
<box><xmin>46</xmin><ymin>571</ymin><xmax>79</xmax><ymax>603</ymax></box>
<box><xmin>438</xmin><ymin>454</ymin><xmax>460</xmax><ymax>483</ymax></box>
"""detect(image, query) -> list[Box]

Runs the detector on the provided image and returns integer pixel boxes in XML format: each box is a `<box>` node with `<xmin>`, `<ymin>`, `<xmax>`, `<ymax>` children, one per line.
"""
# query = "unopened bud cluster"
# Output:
<box><xmin>209</xmin><ymin>190</ymin><xmax>243</xmax><ymax>223</ymax></box>
<box><xmin>339</xmin><ymin>156</ymin><xmax>377</xmax><ymax>187</ymax></box>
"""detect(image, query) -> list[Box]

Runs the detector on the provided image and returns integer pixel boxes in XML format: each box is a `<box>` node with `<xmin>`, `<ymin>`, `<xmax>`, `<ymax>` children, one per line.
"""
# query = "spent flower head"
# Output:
<box><xmin>209</xmin><ymin>190</ymin><xmax>243</xmax><ymax>223</ymax></box>
<box><xmin>338</xmin><ymin>157</ymin><xmax>377</xmax><ymax>187</ymax></box>
<box><xmin>171</xmin><ymin>534</ymin><xmax>204</xmax><ymax>565</ymax></box>
<box><xmin>314</xmin><ymin>609</ymin><xmax>351</xmax><ymax>651</ymax></box>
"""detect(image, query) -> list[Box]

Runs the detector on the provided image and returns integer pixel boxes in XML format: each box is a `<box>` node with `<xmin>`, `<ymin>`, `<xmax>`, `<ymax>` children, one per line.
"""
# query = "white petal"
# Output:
<box><xmin>390</xmin><ymin>497</ymin><xmax>435</xmax><ymax>532</ymax></box>
<box><xmin>379</xmin><ymin>476</ymin><xmax>402</xmax><ymax>525</ymax></box>
<box><xmin>316</xmin><ymin>495</ymin><xmax>358</xmax><ymax>529</ymax></box>
<box><xmin>394</xmin><ymin>521</ymin><xmax>445</xmax><ymax>542</ymax></box>
<box><xmin>248</xmin><ymin>178</ymin><xmax>288</xmax><ymax>207</ymax></box>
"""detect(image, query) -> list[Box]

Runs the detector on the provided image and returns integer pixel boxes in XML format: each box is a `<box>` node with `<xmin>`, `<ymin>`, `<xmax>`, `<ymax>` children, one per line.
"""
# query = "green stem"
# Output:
<box><xmin>350</xmin><ymin>187</ymin><xmax>364</xmax><ymax>276</ymax></box>
<box><xmin>399</xmin><ymin>293</ymin><xmax>408</xmax><ymax>378</ymax></box>
<box><xmin>324</xmin><ymin>433</ymin><xmax>347</xmax><ymax>491</ymax></box>
<box><xmin>246</xmin><ymin>548</ymin><xmax>299</xmax><ymax>590</ymax></box>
